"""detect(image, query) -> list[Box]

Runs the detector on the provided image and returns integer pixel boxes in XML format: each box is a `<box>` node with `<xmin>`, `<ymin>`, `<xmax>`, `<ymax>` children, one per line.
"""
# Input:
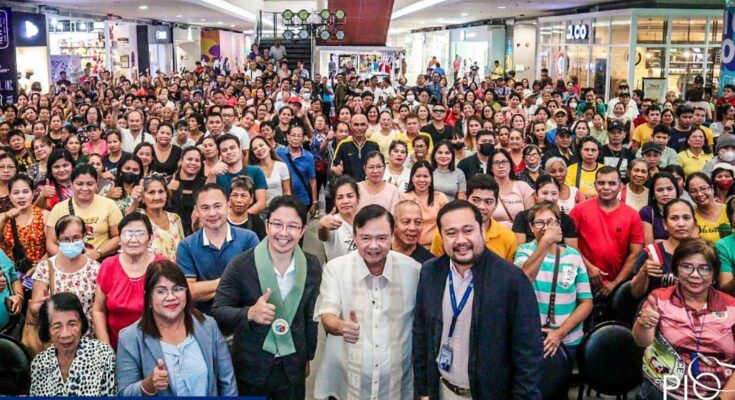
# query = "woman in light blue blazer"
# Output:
<box><xmin>116</xmin><ymin>259</ymin><xmax>237</xmax><ymax>396</ymax></box>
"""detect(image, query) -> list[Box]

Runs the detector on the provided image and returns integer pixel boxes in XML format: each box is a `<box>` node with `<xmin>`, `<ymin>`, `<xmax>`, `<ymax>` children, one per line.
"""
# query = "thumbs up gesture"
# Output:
<box><xmin>637</xmin><ymin>302</ymin><xmax>661</xmax><ymax>330</ymax></box>
<box><xmin>331</xmin><ymin>160</ymin><xmax>344</xmax><ymax>176</ymax></box>
<box><xmin>130</xmin><ymin>179</ymin><xmax>144</xmax><ymax>203</ymax></box>
<box><xmin>247</xmin><ymin>288</ymin><xmax>276</xmax><ymax>325</ymax></box>
<box><xmin>341</xmin><ymin>310</ymin><xmax>360</xmax><ymax>343</ymax></box>
<box><xmin>150</xmin><ymin>358</ymin><xmax>169</xmax><ymax>392</ymax></box>
<box><xmin>167</xmin><ymin>175</ymin><xmax>180</xmax><ymax>192</ymax></box>
<box><xmin>42</xmin><ymin>179</ymin><xmax>56</xmax><ymax>199</ymax></box>
<box><xmin>107</xmin><ymin>180</ymin><xmax>123</xmax><ymax>200</ymax></box>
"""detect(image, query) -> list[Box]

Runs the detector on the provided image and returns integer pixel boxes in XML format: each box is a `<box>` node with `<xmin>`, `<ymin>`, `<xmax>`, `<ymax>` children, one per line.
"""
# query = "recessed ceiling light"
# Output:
<box><xmin>175</xmin><ymin>14</ymin><xmax>183</xmax><ymax>18</ymax></box>
<box><xmin>438</xmin><ymin>18</ymin><xmax>444</xmax><ymax>21</ymax></box>
<box><xmin>497</xmin><ymin>5</ymin><xmax>506</xmax><ymax>8</ymax></box>
<box><xmin>461</xmin><ymin>13</ymin><xmax>468</xmax><ymax>16</ymax></box>
<box><xmin>200</xmin><ymin>18</ymin><xmax>206</xmax><ymax>21</ymax></box>
<box><xmin>138</xmin><ymin>5</ymin><xmax>148</xmax><ymax>10</ymax></box>
<box><xmin>230</xmin><ymin>24</ymin><xmax>235</xmax><ymax>28</ymax></box>
<box><xmin>217</xmin><ymin>21</ymin><xmax>223</xmax><ymax>24</ymax></box>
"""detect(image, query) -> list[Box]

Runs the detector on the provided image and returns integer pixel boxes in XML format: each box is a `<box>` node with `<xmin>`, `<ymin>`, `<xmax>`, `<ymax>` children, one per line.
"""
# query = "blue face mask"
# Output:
<box><xmin>59</xmin><ymin>240</ymin><xmax>85</xmax><ymax>259</ymax></box>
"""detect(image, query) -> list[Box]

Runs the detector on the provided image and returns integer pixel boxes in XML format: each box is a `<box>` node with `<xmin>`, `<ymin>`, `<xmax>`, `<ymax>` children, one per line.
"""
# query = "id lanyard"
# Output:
<box><xmin>686</xmin><ymin>309</ymin><xmax>706</xmax><ymax>376</ymax></box>
<box><xmin>448</xmin><ymin>271</ymin><xmax>474</xmax><ymax>344</ymax></box>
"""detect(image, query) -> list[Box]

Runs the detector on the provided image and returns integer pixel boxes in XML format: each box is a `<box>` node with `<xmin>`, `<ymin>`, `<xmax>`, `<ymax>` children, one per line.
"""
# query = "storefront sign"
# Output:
<box><xmin>566</xmin><ymin>24</ymin><xmax>589</xmax><ymax>42</ymax></box>
<box><xmin>555</xmin><ymin>51</ymin><xmax>566</xmax><ymax>79</ymax></box>
<box><xmin>13</xmin><ymin>11</ymin><xmax>48</xmax><ymax>47</ymax></box>
<box><xmin>643</xmin><ymin>78</ymin><xmax>666</xmax><ymax>102</ymax></box>
<box><xmin>720</xmin><ymin>6</ymin><xmax>735</xmax><ymax>95</ymax></box>
<box><xmin>0</xmin><ymin>8</ymin><xmax>17</xmax><ymax>105</ymax></box>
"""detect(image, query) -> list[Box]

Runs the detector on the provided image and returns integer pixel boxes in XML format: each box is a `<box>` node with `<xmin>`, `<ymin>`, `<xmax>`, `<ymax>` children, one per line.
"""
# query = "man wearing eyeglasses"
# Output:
<box><xmin>177</xmin><ymin>183</ymin><xmax>259</xmax><ymax>315</ymax></box>
<box><xmin>213</xmin><ymin>196</ymin><xmax>321</xmax><ymax>398</ymax></box>
<box><xmin>570</xmin><ymin>166</ymin><xmax>644</xmax><ymax>299</ymax></box>
<box><xmin>421</xmin><ymin>104</ymin><xmax>457</xmax><ymax>146</ymax></box>
<box><xmin>316</xmin><ymin>204</ymin><xmax>421</xmax><ymax>400</ymax></box>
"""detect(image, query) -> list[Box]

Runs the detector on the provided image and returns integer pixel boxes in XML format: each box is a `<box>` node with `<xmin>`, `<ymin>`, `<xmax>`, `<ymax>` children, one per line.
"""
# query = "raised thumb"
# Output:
<box><xmin>156</xmin><ymin>359</ymin><xmax>165</xmax><ymax>369</ymax></box>
<box><xmin>349</xmin><ymin>310</ymin><xmax>357</xmax><ymax>323</ymax></box>
<box><xmin>260</xmin><ymin>288</ymin><xmax>272</xmax><ymax>302</ymax></box>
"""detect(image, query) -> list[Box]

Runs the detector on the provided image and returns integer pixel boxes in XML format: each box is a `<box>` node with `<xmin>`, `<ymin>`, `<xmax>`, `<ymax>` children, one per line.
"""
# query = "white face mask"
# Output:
<box><xmin>407</xmin><ymin>94</ymin><xmax>415</xmax><ymax>102</ymax></box>
<box><xmin>721</xmin><ymin>150</ymin><xmax>735</xmax><ymax>162</ymax></box>
<box><xmin>302</xmin><ymin>91</ymin><xmax>311</xmax><ymax>99</ymax></box>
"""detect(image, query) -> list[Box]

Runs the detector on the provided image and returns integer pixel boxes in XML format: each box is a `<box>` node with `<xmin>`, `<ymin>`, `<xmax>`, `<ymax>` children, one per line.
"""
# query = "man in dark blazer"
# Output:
<box><xmin>413</xmin><ymin>200</ymin><xmax>543</xmax><ymax>399</ymax></box>
<box><xmin>212</xmin><ymin>196</ymin><xmax>322</xmax><ymax>398</ymax></box>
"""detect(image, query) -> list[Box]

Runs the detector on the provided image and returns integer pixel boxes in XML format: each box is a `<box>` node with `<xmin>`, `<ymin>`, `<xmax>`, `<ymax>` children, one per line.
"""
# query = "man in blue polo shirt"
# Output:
<box><xmin>177</xmin><ymin>183</ymin><xmax>259</xmax><ymax>314</ymax></box>
<box><xmin>276</xmin><ymin>125</ymin><xmax>318</xmax><ymax>218</ymax></box>
<box><xmin>208</xmin><ymin>133</ymin><xmax>267</xmax><ymax>215</ymax></box>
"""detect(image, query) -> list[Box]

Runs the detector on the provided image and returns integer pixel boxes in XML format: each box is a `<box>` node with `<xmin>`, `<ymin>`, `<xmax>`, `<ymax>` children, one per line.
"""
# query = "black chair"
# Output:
<box><xmin>0</xmin><ymin>333</ymin><xmax>31</xmax><ymax>395</ymax></box>
<box><xmin>577</xmin><ymin>321</ymin><xmax>643</xmax><ymax>400</ymax></box>
<box><xmin>539</xmin><ymin>344</ymin><xmax>572</xmax><ymax>400</ymax></box>
<box><xmin>609</xmin><ymin>280</ymin><xmax>642</xmax><ymax>328</ymax></box>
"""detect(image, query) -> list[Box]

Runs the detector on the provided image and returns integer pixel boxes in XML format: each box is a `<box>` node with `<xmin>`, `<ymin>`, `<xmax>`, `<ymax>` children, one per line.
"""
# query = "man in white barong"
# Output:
<box><xmin>315</xmin><ymin>204</ymin><xmax>421</xmax><ymax>400</ymax></box>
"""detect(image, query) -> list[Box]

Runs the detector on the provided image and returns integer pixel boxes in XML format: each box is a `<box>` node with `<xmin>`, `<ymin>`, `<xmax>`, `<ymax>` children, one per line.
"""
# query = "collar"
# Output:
<box><xmin>275</xmin><ymin>257</ymin><xmax>296</xmax><ymax>279</ymax></box>
<box><xmin>356</xmin><ymin>250</ymin><xmax>394</xmax><ymax>283</ymax></box>
<box><xmin>449</xmin><ymin>259</ymin><xmax>473</xmax><ymax>281</ymax></box>
<box><xmin>485</xmin><ymin>218</ymin><xmax>502</xmax><ymax>239</ymax></box>
<box><xmin>202</xmin><ymin>226</ymin><xmax>233</xmax><ymax>246</ymax></box>
<box><xmin>670</xmin><ymin>285</ymin><xmax>726</xmax><ymax>313</ymax></box>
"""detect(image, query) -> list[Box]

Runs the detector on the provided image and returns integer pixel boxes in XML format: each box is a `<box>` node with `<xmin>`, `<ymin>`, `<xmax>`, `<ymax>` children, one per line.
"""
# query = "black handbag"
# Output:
<box><xmin>9</xmin><ymin>219</ymin><xmax>32</xmax><ymax>274</ymax></box>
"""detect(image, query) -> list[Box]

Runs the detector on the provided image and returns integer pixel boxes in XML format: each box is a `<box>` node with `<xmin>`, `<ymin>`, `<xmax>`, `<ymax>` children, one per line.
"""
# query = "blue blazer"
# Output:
<box><xmin>116</xmin><ymin>315</ymin><xmax>237</xmax><ymax>396</ymax></box>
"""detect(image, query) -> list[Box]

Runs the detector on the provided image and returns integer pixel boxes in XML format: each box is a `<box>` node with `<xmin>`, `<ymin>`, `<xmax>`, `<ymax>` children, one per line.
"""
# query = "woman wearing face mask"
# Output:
<box><xmin>712</xmin><ymin>163</ymin><xmax>735</xmax><ymax>204</ymax></box>
<box><xmin>640</xmin><ymin>172</ymin><xmax>681</xmax><ymax>244</ymax></box>
<box><xmin>512</xmin><ymin>174</ymin><xmax>578</xmax><ymax>248</ymax></box>
<box><xmin>517</xmin><ymin>145</ymin><xmax>544</xmax><ymax>190</ymax></box>
<box><xmin>451</xmin><ymin>130</ymin><xmax>472</xmax><ymax>164</ymax></box>
<box><xmin>357</xmin><ymin>150</ymin><xmax>400</xmax><ymax>211</ymax></box>
<box><xmin>621</xmin><ymin>159</ymin><xmax>650</xmax><ymax>212</ymax></box>
<box><xmin>152</xmin><ymin>123</ymin><xmax>182</xmax><ymax>177</ymax></box>
<box><xmin>166</xmin><ymin>147</ymin><xmax>206</xmax><ymax>237</ymax></box>
<box><xmin>35</xmin><ymin>149</ymin><xmax>75</xmax><ymax>211</ymax></box>
<box><xmin>687</xmin><ymin>172</ymin><xmax>729</xmax><ymax>244</ymax></box>
<box><xmin>92</xmin><ymin>213</ymin><xmax>167</xmax><ymax>350</ymax></box>
<box><xmin>101</xmin><ymin>154</ymin><xmax>144</xmax><ymax>216</ymax></box>
<box><xmin>545</xmin><ymin>157</ymin><xmax>583</xmax><ymax>214</ymax></box>
<box><xmin>29</xmin><ymin>215</ymin><xmax>98</xmax><ymax>335</ymax></box>
<box><xmin>138</xmin><ymin>175</ymin><xmax>184</xmax><ymax>261</ymax></box>
<box><xmin>630</xmin><ymin>199</ymin><xmax>696</xmax><ymax>299</ymax></box>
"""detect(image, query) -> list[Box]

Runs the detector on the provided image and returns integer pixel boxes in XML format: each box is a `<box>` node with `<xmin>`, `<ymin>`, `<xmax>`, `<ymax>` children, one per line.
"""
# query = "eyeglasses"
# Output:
<box><xmin>268</xmin><ymin>220</ymin><xmax>303</xmax><ymax>234</ymax></box>
<box><xmin>531</xmin><ymin>219</ymin><xmax>560</xmax><ymax>229</ymax></box>
<box><xmin>0</xmin><ymin>165</ymin><xmax>16</xmax><ymax>170</ymax></box>
<box><xmin>433</xmin><ymin>109</ymin><xmax>446</xmax><ymax>113</ymax></box>
<box><xmin>152</xmin><ymin>285</ymin><xmax>188</xmax><ymax>298</ymax></box>
<box><xmin>492</xmin><ymin>159</ymin><xmax>510</xmax><ymax>166</ymax></box>
<box><xmin>121</xmin><ymin>230</ymin><xmax>147</xmax><ymax>240</ymax></box>
<box><xmin>678</xmin><ymin>263</ymin><xmax>713</xmax><ymax>277</ymax></box>
<box><xmin>689</xmin><ymin>186</ymin><xmax>712</xmax><ymax>195</ymax></box>
<box><xmin>59</xmin><ymin>236</ymin><xmax>84</xmax><ymax>244</ymax></box>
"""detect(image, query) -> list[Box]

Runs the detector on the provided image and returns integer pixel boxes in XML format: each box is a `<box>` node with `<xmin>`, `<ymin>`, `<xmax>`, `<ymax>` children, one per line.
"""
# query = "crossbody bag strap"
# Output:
<box><xmin>9</xmin><ymin>218</ymin><xmax>25</xmax><ymax>261</ymax></box>
<box><xmin>575</xmin><ymin>163</ymin><xmax>583</xmax><ymax>189</ymax></box>
<box><xmin>545</xmin><ymin>246</ymin><xmax>562</xmax><ymax>328</ymax></box>
<box><xmin>67</xmin><ymin>198</ymin><xmax>75</xmax><ymax>216</ymax></box>
<box><xmin>286</xmin><ymin>153</ymin><xmax>313</xmax><ymax>204</ymax></box>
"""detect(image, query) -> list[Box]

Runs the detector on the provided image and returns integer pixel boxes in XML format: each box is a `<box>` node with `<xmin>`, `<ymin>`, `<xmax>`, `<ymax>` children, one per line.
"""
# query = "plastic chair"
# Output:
<box><xmin>609</xmin><ymin>280</ymin><xmax>642</xmax><ymax>328</ymax></box>
<box><xmin>0</xmin><ymin>333</ymin><xmax>31</xmax><ymax>395</ymax></box>
<box><xmin>577</xmin><ymin>321</ymin><xmax>643</xmax><ymax>400</ymax></box>
<box><xmin>539</xmin><ymin>344</ymin><xmax>572</xmax><ymax>400</ymax></box>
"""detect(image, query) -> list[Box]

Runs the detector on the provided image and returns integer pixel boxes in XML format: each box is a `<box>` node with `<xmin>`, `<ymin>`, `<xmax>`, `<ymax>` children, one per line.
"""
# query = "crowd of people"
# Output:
<box><xmin>0</xmin><ymin>45</ymin><xmax>735</xmax><ymax>400</ymax></box>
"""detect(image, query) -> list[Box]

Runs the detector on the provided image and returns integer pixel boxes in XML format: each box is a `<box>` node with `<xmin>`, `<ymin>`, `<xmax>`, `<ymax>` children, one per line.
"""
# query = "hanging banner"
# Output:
<box><xmin>0</xmin><ymin>7</ymin><xmax>17</xmax><ymax>106</ymax></box>
<box><xmin>720</xmin><ymin>6</ymin><xmax>735</xmax><ymax>95</ymax></box>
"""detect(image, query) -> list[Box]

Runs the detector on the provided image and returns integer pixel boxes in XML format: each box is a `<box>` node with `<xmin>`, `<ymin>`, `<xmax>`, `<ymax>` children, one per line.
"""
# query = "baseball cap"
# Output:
<box><xmin>554</xmin><ymin>109</ymin><xmax>567</xmax><ymax>117</ymax></box>
<box><xmin>608</xmin><ymin>120</ymin><xmax>625</xmax><ymax>132</ymax></box>
<box><xmin>86</xmin><ymin>123</ymin><xmax>100</xmax><ymax>131</ymax></box>
<box><xmin>556</xmin><ymin>128</ymin><xmax>572</xmax><ymax>137</ymax></box>
<box><xmin>288</xmin><ymin>96</ymin><xmax>302</xmax><ymax>104</ymax></box>
<box><xmin>716</xmin><ymin>135</ymin><xmax>735</xmax><ymax>152</ymax></box>
<box><xmin>712</xmin><ymin>162</ymin><xmax>735</xmax><ymax>175</ymax></box>
<box><xmin>641</xmin><ymin>141</ymin><xmax>662</xmax><ymax>154</ymax></box>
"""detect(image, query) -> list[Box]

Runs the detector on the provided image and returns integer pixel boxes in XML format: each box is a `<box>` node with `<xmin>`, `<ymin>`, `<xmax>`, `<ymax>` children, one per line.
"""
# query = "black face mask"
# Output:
<box><xmin>453</xmin><ymin>142</ymin><xmax>465</xmax><ymax>151</ymax></box>
<box><xmin>121</xmin><ymin>172</ymin><xmax>140</xmax><ymax>185</ymax></box>
<box><xmin>479</xmin><ymin>143</ymin><xmax>494</xmax><ymax>157</ymax></box>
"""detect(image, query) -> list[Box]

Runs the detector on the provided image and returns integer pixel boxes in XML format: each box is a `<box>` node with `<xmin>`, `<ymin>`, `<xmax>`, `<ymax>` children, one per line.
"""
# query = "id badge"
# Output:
<box><xmin>438</xmin><ymin>344</ymin><xmax>453</xmax><ymax>372</ymax></box>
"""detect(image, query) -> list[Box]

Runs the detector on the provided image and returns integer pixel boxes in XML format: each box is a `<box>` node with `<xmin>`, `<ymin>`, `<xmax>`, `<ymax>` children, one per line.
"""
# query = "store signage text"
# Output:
<box><xmin>23</xmin><ymin>20</ymin><xmax>38</xmax><ymax>39</ymax></box>
<box><xmin>566</xmin><ymin>24</ymin><xmax>589</xmax><ymax>41</ymax></box>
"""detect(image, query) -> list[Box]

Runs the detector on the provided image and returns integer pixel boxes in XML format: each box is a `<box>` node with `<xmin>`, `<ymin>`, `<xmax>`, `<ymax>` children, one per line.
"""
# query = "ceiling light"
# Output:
<box><xmin>319</xmin><ymin>29</ymin><xmax>331</xmax><ymax>40</ymax></box>
<box><xmin>392</xmin><ymin>0</ymin><xmax>447</xmax><ymax>19</ymax></box>
<box><xmin>217</xmin><ymin>21</ymin><xmax>223</xmax><ymax>24</ymax></box>
<box><xmin>335</xmin><ymin>30</ymin><xmax>345</xmax><ymax>40</ymax></box>
<box><xmin>298</xmin><ymin>29</ymin><xmax>309</xmax><ymax>39</ymax></box>
<box><xmin>298</xmin><ymin>9</ymin><xmax>310</xmax><ymax>21</ymax></box>
<box><xmin>335</xmin><ymin>9</ymin><xmax>346</xmax><ymax>20</ymax></box>
<box><xmin>283</xmin><ymin>29</ymin><xmax>294</xmax><ymax>40</ymax></box>
<box><xmin>497</xmin><ymin>5</ymin><xmax>506</xmax><ymax>9</ymax></box>
<box><xmin>198</xmin><ymin>0</ymin><xmax>264</xmax><ymax>25</ymax></box>
<box><xmin>461</xmin><ymin>13</ymin><xmax>468</xmax><ymax>16</ymax></box>
<box><xmin>283</xmin><ymin>9</ymin><xmax>294</xmax><ymax>22</ymax></box>
<box><xmin>319</xmin><ymin>9</ymin><xmax>331</xmax><ymax>21</ymax></box>
<box><xmin>230</xmin><ymin>24</ymin><xmax>235</xmax><ymax>28</ymax></box>
<box><xmin>200</xmin><ymin>18</ymin><xmax>206</xmax><ymax>22</ymax></box>
<box><xmin>438</xmin><ymin>18</ymin><xmax>444</xmax><ymax>21</ymax></box>
<box><xmin>139</xmin><ymin>5</ymin><xmax>148</xmax><ymax>10</ymax></box>
<box><xmin>176</xmin><ymin>14</ymin><xmax>183</xmax><ymax>18</ymax></box>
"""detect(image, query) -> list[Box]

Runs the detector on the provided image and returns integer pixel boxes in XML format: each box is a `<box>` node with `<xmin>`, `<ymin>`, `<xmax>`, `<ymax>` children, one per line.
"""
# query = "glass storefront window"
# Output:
<box><xmin>551</xmin><ymin>24</ymin><xmax>565</xmax><ymax>44</ymax></box>
<box><xmin>710</xmin><ymin>17</ymin><xmax>723</xmax><ymax>43</ymax></box>
<box><xmin>611</xmin><ymin>16</ymin><xmax>630</xmax><ymax>44</ymax></box>
<box><xmin>610</xmin><ymin>48</ymin><xmax>629</xmax><ymax>94</ymax></box>
<box><xmin>668</xmin><ymin>47</ymin><xmax>705</xmax><ymax>96</ymax></box>
<box><xmin>636</xmin><ymin>17</ymin><xmax>667</xmax><ymax>44</ymax></box>
<box><xmin>539</xmin><ymin>24</ymin><xmax>552</xmax><ymax>45</ymax></box>
<box><xmin>671</xmin><ymin>17</ymin><xmax>707</xmax><ymax>44</ymax></box>
<box><xmin>593</xmin><ymin>18</ymin><xmax>610</xmax><ymax>45</ymax></box>
<box><xmin>549</xmin><ymin>46</ymin><xmax>564</xmax><ymax>82</ymax></box>
<box><xmin>706</xmin><ymin>46</ymin><xmax>721</xmax><ymax>90</ymax></box>
<box><xmin>634</xmin><ymin>46</ymin><xmax>667</xmax><ymax>100</ymax></box>
<box><xmin>591</xmin><ymin>46</ymin><xmax>609</xmax><ymax>97</ymax></box>
<box><xmin>567</xmin><ymin>45</ymin><xmax>589</xmax><ymax>87</ymax></box>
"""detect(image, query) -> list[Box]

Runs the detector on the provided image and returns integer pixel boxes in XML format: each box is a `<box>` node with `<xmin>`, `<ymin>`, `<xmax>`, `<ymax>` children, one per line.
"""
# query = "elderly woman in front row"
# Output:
<box><xmin>116</xmin><ymin>259</ymin><xmax>236</xmax><ymax>396</ymax></box>
<box><xmin>29</xmin><ymin>292</ymin><xmax>116</xmax><ymax>396</ymax></box>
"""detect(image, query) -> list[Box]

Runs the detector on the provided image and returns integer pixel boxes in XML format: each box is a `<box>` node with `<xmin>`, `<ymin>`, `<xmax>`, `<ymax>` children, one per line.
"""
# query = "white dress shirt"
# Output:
<box><xmin>121</xmin><ymin>129</ymin><xmax>154</xmax><ymax>153</ymax></box>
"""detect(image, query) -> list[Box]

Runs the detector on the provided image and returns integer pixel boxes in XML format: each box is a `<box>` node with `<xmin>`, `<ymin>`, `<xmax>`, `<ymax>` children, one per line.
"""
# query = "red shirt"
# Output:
<box><xmin>570</xmin><ymin>199</ymin><xmax>644</xmax><ymax>281</ymax></box>
<box><xmin>96</xmin><ymin>253</ymin><xmax>169</xmax><ymax>349</ymax></box>
<box><xmin>633</xmin><ymin>115</ymin><xmax>647</xmax><ymax>128</ymax></box>
<box><xmin>716</xmin><ymin>96</ymin><xmax>735</xmax><ymax>107</ymax></box>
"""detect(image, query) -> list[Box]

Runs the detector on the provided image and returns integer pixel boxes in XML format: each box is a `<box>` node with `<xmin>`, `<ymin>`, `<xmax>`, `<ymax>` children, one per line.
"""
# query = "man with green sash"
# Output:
<box><xmin>212</xmin><ymin>195</ymin><xmax>322</xmax><ymax>398</ymax></box>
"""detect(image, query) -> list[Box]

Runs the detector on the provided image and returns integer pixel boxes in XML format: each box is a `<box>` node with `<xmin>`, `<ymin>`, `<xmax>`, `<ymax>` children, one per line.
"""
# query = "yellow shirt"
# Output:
<box><xmin>430</xmin><ymin>218</ymin><xmax>518</xmax><ymax>262</ymax></box>
<box><xmin>404</xmin><ymin>132</ymin><xmax>434</xmax><ymax>155</ymax></box>
<box><xmin>695</xmin><ymin>204</ymin><xmax>729</xmax><ymax>244</ymax></box>
<box><xmin>565</xmin><ymin>163</ymin><xmax>603</xmax><ymax>198</ymax></box>
<box><xmin>632</xmin><ymin>124</ymin><xmax>654</xmax><ymax>145</ymax></box>
<box><xmin>702</xmin><ymin>126</ymin><xmax>715</xmax><ymax>146</ymax></box>
<box><xmin>678</xmin><ymin>149</ymin><xmax>714</xmax><ymax>177</ymax></box>
<box><xmin>371</xmin><ymin>130</ymin><xmax>407</xmax><ymax>159</ymax></box>
<box><xmin>46</xmin><ymin>195</ymin><xmax>123</xmax><ymax>250</ymax></box>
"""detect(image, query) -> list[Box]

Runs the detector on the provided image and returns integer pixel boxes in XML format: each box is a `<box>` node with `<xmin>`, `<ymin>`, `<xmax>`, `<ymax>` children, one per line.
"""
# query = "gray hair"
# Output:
<box><xmin>545</xmin><ymin>157</ymin><xmax>567</xmax><ymax>171</ymax></box>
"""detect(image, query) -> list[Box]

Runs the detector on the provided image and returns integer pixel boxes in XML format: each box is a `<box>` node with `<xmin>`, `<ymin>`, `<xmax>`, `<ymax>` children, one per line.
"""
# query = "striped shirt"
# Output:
<box><xmin>514</xmin><ymin>242</ymin><xmax>592</xmax><ymax>345</ymax></box>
